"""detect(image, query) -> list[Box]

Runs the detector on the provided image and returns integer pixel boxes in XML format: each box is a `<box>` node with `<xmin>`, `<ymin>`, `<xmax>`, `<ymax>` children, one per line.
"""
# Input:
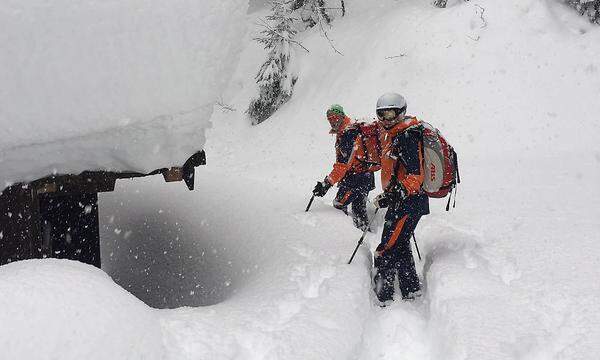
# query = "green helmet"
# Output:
<box><xmin>327</xmin><ymin>104</ymin><xmax>345</xmax><ymax>116</ymax></box>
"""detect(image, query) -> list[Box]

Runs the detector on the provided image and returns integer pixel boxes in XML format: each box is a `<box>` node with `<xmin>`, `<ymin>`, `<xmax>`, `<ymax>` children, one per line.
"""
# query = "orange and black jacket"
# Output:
<box><xmin>379</xmin><ymin>116</ymin><xmax>429</xmax><ymax>215</ymax></box>
<box><xmin>326</xmin><ymin>117</ymin><xmax>375</xmax><ymax>191</ymax></box>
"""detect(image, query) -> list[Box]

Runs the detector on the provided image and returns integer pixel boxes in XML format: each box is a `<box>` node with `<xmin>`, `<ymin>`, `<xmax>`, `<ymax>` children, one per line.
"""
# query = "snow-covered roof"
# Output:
<box><xmin>0</xmin><ymin>0</ymin><xmax>247</xmax><ymax>186</ymax></box>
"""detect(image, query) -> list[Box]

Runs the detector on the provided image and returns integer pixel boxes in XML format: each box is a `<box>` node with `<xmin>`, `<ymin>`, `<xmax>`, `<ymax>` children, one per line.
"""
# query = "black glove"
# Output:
<box><xmin>373</xmin><ymin>192</ymin><xmax>392</xmax><ymax>209</ymax></box>
<box><xmin>313</xmin><ymin>179</ymin><xmax>332</xmax><ymax>197</ymax></box>
<box><xmin>388</xmin><ymin>182</ymin><xmax>407</xmax><ymax>199</ymax></box>
<box><xmin>373</xmin><ymin>183</ymin><xmax>407</xmax><ymax>209</ymax></box>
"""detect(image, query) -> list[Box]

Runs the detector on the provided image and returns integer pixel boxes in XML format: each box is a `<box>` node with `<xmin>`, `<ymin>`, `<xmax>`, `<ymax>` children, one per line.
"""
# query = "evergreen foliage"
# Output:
<box><xmin>434</xmin><ymin>0</ymin><xmax>598</xmax><ymax>23</ymax></box>
<box><xmin>248</xmin><ymin>1</ymin><xmax>298</xmax><ymax>125</ymax></box>
<box><xmin>291</xmin><ymin>0</ymin><xmax>332</xmax><ymax>28</ymax></box>
<box><xmin>565</xmin><ymin>0</ymin><xmax>600</xmax><ymax>24</ymax></box>
<box><xmin>433</xmin><ymin>0</ymin><xmax>447</xmax><ymax>8</ymax></box>
<box><xmin>248</xmin><ymin>0</ymin><xmax>344</xmax><ymax>125</ymax></box>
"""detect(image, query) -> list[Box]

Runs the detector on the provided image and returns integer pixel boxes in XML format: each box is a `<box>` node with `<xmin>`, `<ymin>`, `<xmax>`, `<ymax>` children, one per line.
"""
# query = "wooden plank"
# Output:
<box><xmin>162</xmin><ymin>167</ymin><xmax>183</xmax><ymax>182</ymax></box>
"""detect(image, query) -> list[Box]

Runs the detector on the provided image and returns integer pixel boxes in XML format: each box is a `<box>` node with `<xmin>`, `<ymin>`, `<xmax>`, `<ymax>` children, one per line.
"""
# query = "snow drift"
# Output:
<box><xmin>0</xmin><ymin>259</ymin><xmax>162</xmax><ymax>360</ymax></box>
<box><xmin>0</xmin><ymin>0</ymin><xmax>247</xmax><ymax>185</ymax></box>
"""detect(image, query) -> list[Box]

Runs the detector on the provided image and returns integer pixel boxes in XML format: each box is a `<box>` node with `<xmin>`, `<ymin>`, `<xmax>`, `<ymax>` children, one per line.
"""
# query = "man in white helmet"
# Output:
<box><xmin>372</xmin><ymin>93</ymin><xmax>430</xmax><ymax>303</ymax></box>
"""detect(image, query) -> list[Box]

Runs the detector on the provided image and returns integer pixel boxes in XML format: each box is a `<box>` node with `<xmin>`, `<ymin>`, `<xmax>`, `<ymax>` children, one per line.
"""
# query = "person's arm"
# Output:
<box><xmin>397</xmin><ymin>130</ymin><xmax>424</xmax><ymax>195</ymax></box>
<box><xmin>326</xmin><ymin>130</ymin><xmax>359</xmax><ymax>185</ymax></box>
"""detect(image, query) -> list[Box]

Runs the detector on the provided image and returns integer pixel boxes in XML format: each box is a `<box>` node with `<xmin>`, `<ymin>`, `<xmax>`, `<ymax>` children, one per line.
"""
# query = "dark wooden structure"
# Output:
<box><xmin>0</xmin><ymin>150</ymin><xmax>205</xmax><ymax>268</ymax></box>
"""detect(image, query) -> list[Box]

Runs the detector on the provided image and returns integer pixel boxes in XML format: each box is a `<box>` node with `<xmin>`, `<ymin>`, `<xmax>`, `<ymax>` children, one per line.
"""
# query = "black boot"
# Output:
<box><xmin>373</xmin><ymin>256</ymin><xmax>396</xmax><ymax>304</ymax></box>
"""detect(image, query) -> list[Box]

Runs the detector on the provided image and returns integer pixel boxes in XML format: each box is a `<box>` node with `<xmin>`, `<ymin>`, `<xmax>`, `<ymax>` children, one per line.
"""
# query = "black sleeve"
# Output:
<box><xmin>396</xmin><ymin>130</ymin><xmax>422</xmax><ymax>175</ymax></box>
<box><xmin>336</xmin><ymin>129</ymin><xmax>358</xmax><ymax>164</ymax></box>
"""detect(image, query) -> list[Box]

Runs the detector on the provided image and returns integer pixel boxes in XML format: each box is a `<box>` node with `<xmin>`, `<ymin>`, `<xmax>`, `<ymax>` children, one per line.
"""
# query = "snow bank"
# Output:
<box><xmin>0</xmin><ymin>259</ymin><xmax>162</xmax><ymax>360</ymax></box>
<box><xmin>0</xmin><ymin>0</ymin><xmax>247</xmax><ymax>185</ymax></box>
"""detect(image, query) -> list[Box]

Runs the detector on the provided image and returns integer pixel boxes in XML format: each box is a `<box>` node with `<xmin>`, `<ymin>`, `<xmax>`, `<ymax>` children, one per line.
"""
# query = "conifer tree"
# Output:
<box><xmin>248</xmin><ymin>0</ymin><xmax>344</xmax><ymax>124</ymax></box>
<box><xmin>248</xmin><ymin>1</ymin><xmax>299</xmax><ymax>125</ymax></box>
<box><xmin>566</xmin><ymin>0</ymin><xmax>600</xmax><ymax>24</ymax></box>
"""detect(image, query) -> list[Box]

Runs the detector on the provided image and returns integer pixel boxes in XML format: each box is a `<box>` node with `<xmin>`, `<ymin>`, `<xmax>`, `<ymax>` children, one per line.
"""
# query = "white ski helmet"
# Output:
<box><xmin>376</xmin><ymin>93</ymin><xmax>407</xmax><ymax>121</ymax></box>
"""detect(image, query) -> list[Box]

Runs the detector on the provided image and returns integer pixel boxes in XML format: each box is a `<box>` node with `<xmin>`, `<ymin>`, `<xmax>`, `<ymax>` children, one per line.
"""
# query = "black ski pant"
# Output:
<box><xmin>333</xmin><ymin>185</ymin><xmax>369</xmax><ymax>230</ymax></box>
<box><xmin>373</xmin><ymin>205</ymin><xmax>422</xmax><ymax>302</ymax></box>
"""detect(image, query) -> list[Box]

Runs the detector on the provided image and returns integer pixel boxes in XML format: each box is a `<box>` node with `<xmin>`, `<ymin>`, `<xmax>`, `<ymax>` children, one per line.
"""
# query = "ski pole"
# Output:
<box><xmin>412</xmin><ymin>232</ymin><xmax>422</xmax><ymax>261</ymax></box>
<box><xmin>305</xmin><ymin>195</ymin><xmax>315</xmax><ymax>212</ymax></box>
<box><xmin>348</xmin><ymin>208</ymin><xmax>379</xmax><ymax>264</ymax></box>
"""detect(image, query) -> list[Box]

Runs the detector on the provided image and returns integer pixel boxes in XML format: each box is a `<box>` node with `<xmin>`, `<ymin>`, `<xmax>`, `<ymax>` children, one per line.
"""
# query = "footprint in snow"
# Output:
<box><xmin>290</xmin><ymin>263</ymin><xmax>336</xmax><ymax>299</ymax></box>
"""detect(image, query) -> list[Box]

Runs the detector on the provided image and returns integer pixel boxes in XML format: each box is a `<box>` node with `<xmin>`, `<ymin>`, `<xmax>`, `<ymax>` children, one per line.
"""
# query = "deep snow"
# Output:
<box><xmin>2</xmin><ymin>0</ymin><xmax>600</xmax><ymax>359</ymax></box>
<box><xmin>0</xmin><ymin>260</ymin><xmax>163</xmax><ymax>360</ymax></box>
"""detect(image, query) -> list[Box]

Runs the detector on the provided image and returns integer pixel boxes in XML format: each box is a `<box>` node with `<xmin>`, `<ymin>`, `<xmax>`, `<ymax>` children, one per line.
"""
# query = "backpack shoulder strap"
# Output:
<box><xmin>405</xmin><ymin>118</ymin><xmax>424</xmax><ymax>134</ymax></box>
<box><xmin>389</xmin><ymin>120</ymin><xmax>426</xmax><ymax>192</ymax></box>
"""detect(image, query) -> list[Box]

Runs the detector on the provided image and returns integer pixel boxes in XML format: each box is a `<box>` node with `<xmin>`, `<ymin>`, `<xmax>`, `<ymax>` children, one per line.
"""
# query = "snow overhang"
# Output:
<box><xmin>0</xmin><ymin>0</ymin><xmax>248</xmax><ymax>186</ymax></box>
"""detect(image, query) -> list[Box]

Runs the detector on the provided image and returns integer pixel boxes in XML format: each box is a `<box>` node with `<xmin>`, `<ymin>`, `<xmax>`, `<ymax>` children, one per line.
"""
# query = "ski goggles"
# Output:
<box><xmin>376</xmin><ymin>107</ymin><xmax>406</xmax><ymax>121</ymax></box>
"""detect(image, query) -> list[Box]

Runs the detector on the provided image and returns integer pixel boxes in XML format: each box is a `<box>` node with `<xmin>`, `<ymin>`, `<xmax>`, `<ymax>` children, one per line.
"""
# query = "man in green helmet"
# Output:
<box><xmin>312</xmin><ymin>104</ymin><xmax>377</xmax><ymax>231</ymax></box>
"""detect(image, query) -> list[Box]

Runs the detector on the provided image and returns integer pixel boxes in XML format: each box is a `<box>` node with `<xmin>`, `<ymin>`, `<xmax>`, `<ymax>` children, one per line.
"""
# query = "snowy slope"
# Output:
<box><xmin>0</xmin><ymin>0</ymin><xmax>247</xmax><ymax>185</ymax></box>
<box><xmin>2</xmin><ymin>0</ymin><xmax>600</xmax><ymax>359</ymax></box>
<box><xmin>156</xmin><ymin>0</ymin><xmax>598</xmax><ymax>358</ymax></box>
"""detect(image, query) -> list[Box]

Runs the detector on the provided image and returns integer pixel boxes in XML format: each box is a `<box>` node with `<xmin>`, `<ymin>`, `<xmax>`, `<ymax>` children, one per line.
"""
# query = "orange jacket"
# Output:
<box><xmin>326</xmin><ymin>117</ymin><xmax>371</xmax><ymax>185</ymax></box>
<box><xmin>379</xmin><ymin>116</ymin><xmax>425</xmax><ymax>195</ymax></box>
